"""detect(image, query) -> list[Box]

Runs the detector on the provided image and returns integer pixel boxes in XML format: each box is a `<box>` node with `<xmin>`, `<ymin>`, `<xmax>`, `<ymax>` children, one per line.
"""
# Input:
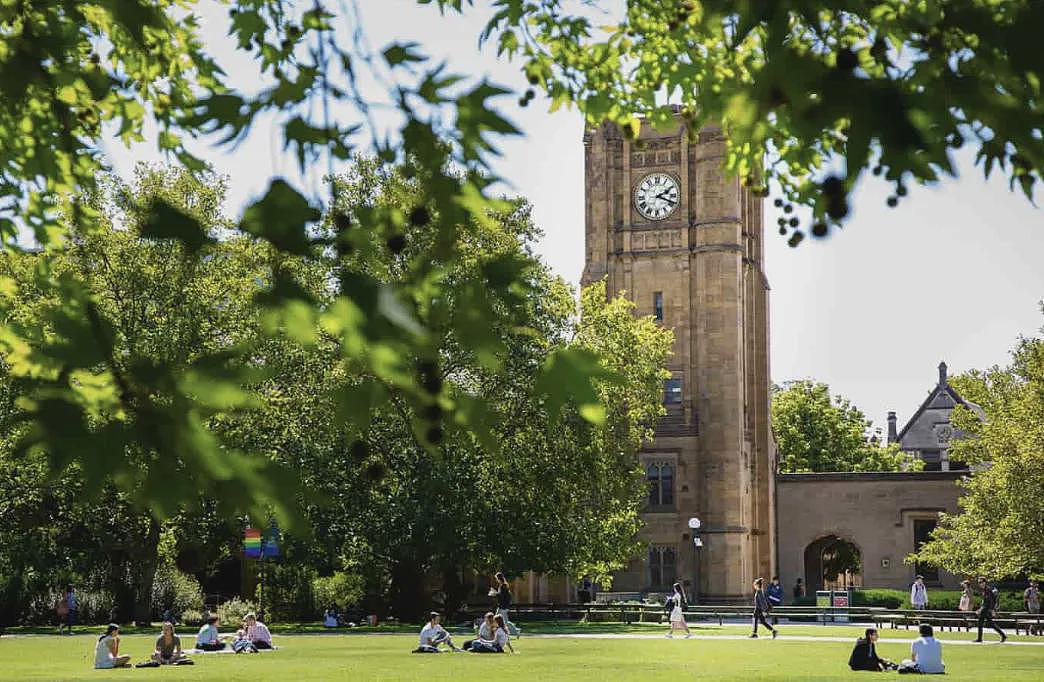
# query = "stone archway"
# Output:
<box><xmin>804</xmin><ymin>535</ymin><xmax>862</xmax><ymax>593</ymax></box>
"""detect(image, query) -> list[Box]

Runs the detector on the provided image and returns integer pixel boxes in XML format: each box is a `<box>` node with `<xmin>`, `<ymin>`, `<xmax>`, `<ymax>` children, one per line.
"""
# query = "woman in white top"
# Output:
<box><xmin>94</xmin><ymin>624</ymin><xmax>132</xmax><ymax>669</ymax></box>
<box><xmin>492</xmin><ymin>614</ymin><xmax>515</xmax><ymax>653</ymax></box>
<box><xmin>958</xmin><ymin>580</ymin><xmax>973</xmax><ymax>612</ymax></box>
<box><xmin>666</xmin><ymin>582</ymin><xmax>692</xmax><ymax>638</ymax></box>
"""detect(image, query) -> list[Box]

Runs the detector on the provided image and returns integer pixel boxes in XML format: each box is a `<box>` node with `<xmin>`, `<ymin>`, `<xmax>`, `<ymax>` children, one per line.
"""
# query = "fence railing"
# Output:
<box><xmin>458</xmin><ymin>601</ymin><xmax>1044</xmax><ymax>635</ymax></box>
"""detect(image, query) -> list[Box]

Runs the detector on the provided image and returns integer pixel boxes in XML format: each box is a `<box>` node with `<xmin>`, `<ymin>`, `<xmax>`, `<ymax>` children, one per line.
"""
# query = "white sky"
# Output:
<box><xmin>104</xmin><ymin>1</ymin><xmax>1044</xmax><ymax>432</ymax></box>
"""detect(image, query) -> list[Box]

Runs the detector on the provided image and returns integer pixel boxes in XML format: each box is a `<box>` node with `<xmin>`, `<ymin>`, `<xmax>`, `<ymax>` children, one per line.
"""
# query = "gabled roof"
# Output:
<box><xmin>895</xmin><ymin>364</ymin><xmax>984</xmax><ymax>444</ymax></box>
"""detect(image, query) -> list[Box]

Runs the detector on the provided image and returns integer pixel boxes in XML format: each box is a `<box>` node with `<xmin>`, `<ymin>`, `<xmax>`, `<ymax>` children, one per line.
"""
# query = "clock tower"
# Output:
<box><xmin>582</xmin><ymin>113</ymin><xmax>774</xmax><ymax>602</ymax></box>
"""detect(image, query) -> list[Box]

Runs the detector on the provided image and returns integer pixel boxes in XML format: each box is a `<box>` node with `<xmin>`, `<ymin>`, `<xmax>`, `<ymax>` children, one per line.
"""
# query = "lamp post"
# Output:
<box><xmin>688</xmin><ymin>517</ymin><xmax>702</xmax><ymax>605</ymax></box>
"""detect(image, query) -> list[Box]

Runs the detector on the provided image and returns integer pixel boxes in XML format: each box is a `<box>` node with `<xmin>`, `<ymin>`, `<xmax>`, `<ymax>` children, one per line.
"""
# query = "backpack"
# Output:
<box><xmin>663</xmin><ymin>595</ymin><xmax>674</xmax><ymax>613</ymax></box>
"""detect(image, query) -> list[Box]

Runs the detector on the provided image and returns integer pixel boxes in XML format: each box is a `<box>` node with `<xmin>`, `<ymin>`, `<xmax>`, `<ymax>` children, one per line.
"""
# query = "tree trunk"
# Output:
<box><xmin>132</xmin><ymin>518</ymin><xmax>161</xmax><ymax>626</ymax></box>
<box><xmin>389</xmin><ymin>558</ymin><xmax>427</xmax><ymax>623</ymax></box>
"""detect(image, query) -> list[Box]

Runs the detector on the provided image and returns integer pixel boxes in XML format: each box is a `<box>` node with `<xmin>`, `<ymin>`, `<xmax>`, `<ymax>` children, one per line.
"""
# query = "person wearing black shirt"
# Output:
<box><xmin>974</xmin><ymin>577</ymin><xmax>1007</xmax><ymax>643</ymax></box>
<box><xmin>793</xmin><ymin>578</ymin><xmax>805</xmax><ymax>600</ymax></box>
<box><xmin>493</xmin><ymin>572</ymin><xmax>521</xmax><ymax>637</ymax></box>
<box><xmin>848</xmin><ymin>628</ymin><xmax>891</xmax><ymax>671</ymax></box>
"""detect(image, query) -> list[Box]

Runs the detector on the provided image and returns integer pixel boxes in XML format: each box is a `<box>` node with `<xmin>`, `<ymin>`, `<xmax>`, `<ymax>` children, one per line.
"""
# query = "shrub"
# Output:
<box><xmin>27</xmin><ymin>589</ymin><xmax>116</xmax><ymax>625</ymax></box>
<box><xmin>261</xmin><ymin>563</ymin><xmax>317</xmax><ymax>622</ymax></box>
<box><xmin>851</xmin><ymin>589</ymin><xmax>903</xmax><ymax>609</ymax></box>
<box><xmin>216</xmin><ymin>597</ymin><xmax>257</xmax><ymax>625</ymax></box>
<box><xmin>151</xmin><ymin>562</ymin><xmax>204</xmax><ymax>621</ymax></box>
<box><xmin>181</xmin><ymin>609</ymin><xmax>205</xmax><ymax>627</ymax></box>
<box><xmin>312</xmin><ymin>572</ymin><xmax>364</xmax><ymax>614</ymax></box>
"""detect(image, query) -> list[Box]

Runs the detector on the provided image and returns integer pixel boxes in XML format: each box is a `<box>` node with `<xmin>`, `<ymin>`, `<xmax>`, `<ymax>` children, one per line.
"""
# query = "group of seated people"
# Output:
<box><xmin>849</xmin><ymin>625</ymin><xmax>945</xmax><ymax>674</ymax></box>
<box><xmin>413</xmin><ymin>611</ymin><xmax>515</xmax><ymax>654</ymax></box>
<box><xmin>195</xmin><ymin>612</ymin><xmax>273</xmax><ymax>653</ymax></box>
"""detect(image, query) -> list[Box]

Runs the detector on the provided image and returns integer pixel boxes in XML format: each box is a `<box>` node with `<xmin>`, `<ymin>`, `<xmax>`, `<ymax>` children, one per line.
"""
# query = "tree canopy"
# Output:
<box><xmin>772</xmin><ymin>379</ymin><xmax>918</xmax><ymax>472</ymax></box>
<box><xmin>485</xmin><ymin>0</ymin><xmax>1044</xmax><ymax>244</ymax></box>
<box><xmin>0</xmin><ymin>0</ymin><xmax>1039</xmax><ymax>521</ymax></box>
<box><xmin>911</xmin><ymin>326</ymin><xmax>1044</xmax><ymax>579</ymax></box>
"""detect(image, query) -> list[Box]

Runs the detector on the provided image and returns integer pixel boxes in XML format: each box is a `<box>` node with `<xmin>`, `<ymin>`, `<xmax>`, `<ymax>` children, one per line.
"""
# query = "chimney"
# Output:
<box><xmin>887</xmin><ymin>411</ymin><xmax>898</xmax><ymax>444</ymax></box>
<box><xmin>938</xmin><ymin>361</ymin><xmax>948</xmax><ymax>386</ymax></box>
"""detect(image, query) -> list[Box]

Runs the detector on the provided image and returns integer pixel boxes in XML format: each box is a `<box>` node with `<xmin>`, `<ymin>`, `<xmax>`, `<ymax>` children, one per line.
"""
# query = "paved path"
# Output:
<box><xmin>521</xmin><ymin>632</ymin><xmax>1044</xmax><ymax>647</ymax></box>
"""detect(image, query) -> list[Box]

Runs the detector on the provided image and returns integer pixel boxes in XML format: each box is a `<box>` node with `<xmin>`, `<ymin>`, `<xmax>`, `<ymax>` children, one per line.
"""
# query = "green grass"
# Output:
<box><xmin>1</xmin><ymin>631</ymin><xmax>1042</xmax><ymax>681</ymax></box>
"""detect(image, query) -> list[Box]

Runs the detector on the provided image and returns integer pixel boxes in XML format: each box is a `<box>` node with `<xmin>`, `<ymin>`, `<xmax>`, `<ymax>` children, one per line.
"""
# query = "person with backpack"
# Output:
<box><xmin>750</xmin><ymin>578</ymin><xmax>777</xmax><ymax>639</ymax></box>
<box><xmin>974</xmin><ymin>577</ymin><xmax>1007</xmax><ymax>643</ymax></box>
<box><xmin>493</xmin><ymin>572</ymin><xmax>521</xmax><ymax>637</ymax></box>
<box><xmin>767</xmin><ymin>576</ymin><xmax>784</xmax><ymax>624</ymax></box>
<box><xmin>665</xmin><ymin>582</ymin><xmax>692</xmax><ymax>638</ymax></box>
<box><xmin>910</xmin><ymin>575</ymin><xmax>929</xmax><ymax>610</ymax></box>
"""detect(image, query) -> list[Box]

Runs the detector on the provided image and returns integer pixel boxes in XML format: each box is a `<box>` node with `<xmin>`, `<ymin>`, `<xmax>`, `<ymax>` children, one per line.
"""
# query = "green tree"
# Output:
<box><xmin>772</xmin><ymin>380</ymin><xmax>917</xmax><ymax>472</ymax></box>
<box><xmin>277</xmin><ymin>160</ymin><xmax>673</xmax><ymax>620</ymax></box>
<box><xmin>911</xmin><ymin>329</ymin><xmax>1044</xmax><ymax>579</ymax></box>
<box><xmin>0</xmin><ymin>165</ymin><xmax>308</xmax><ymax>624</ymax></box>
<box><xmin>4</xmin><ymin>1</ymin><xmax>1040</xmax><ymax>519</ymax></box>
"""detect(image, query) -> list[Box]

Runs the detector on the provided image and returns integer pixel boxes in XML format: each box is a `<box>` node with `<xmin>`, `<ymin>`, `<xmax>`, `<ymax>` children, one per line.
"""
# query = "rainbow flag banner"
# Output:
<box><xmin>244</xmin><ymin>528</ymin><xmax>262</xmax><ymax>558</ymax></box>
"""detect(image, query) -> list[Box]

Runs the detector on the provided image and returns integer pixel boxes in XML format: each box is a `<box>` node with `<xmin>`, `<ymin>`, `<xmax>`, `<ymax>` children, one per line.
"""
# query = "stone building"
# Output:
<box><xmin>580</xmin><ymin>114</ymin><xmax>774</xmax><ymax>602</ymax></box>
<box><xmin>775</xmin><ymin>471</ymin><xmax>963</xmax><ymax>593</ymax></box>
<box><xmin>887</xmin><ymin>362</ymin><xmax>984</xmax><ymax>471</ymax></box>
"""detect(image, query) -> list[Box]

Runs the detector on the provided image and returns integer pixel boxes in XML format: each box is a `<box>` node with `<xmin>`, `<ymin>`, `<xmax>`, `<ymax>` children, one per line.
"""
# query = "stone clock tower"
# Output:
<box><xmin>582</xmin><ymin>113</ymin><xmax>775</xmax><ymax>602</ymax></box>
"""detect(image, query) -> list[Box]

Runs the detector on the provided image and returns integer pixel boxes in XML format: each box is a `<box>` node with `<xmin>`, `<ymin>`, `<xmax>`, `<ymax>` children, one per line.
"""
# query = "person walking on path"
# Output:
<box><xmin>767</xmin><ymin>576</ymin><xmax>784</xmax><ymax>624</ymax></box>
<box><xmin>493</xmin><ymin>572</ymin><xmax>521</xmax><ymax>637</ymax></box>
<box><xmin>1023</xmin><ymin>580</ymin><xmax>1040</xmax><ymax>635</ymax></box>
<box><xmin>958</xmin><ymin>580</ymin><xmax>973</xmax><ymax>612</ymax></box>
<box><xmin>750</xmin><ymin>578</ymin><xmax>778</xmax><ymax>639</ymax></box>
<box><xmin>910</xmin><ymin>575</ymin><xmax>928</xmax><ymax>610</ymax></box>
<box><xmin>57</xmin><ymin>585</ymin><xmax>77</xmax><ymax>635</ymax></box>
<box><xmin>665</xmin><ymin>582</ymin><xmax>692</xmax><ymax>638</ymax></box>
<box><xmin>974</xmin><ymin>577</ymin><xmax>1007</xmax><ymax>643</ymax></box>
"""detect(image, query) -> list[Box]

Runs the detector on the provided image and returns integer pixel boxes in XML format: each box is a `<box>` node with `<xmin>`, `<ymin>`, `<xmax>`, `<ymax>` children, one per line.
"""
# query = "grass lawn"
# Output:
<box><xmin>1</xmin><ymin>631</ymin><xmax>1042</xmax><ymax>681</ymax></box>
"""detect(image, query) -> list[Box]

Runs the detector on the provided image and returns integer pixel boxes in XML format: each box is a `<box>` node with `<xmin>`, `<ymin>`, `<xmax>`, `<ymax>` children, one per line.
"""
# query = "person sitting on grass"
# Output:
<box><xmin>232</xmin><ymin>628</ymin><xmax>259</xmax><ymax>654</ymax></box>
<box><xmin>94</xmin><ymin>624</ymin><xmax>132</xmax><ymax>669</ymax></box>
<box><xmin>848</xmin><ymin>628</ymin><xmax>894</xmax><ymax>672</ymax></box>
<box><xmin>195</xmin><ymin>615</ymin><xmax>226</xmax><ymax>651</ymax></box>
<box><xmin>413</xmin><ymin>612</ymin><xmax>460</xmax><ymax>653</ymax></box>
<box><xmin>491</xmin><ymin>614</ymin><xmax>516</xmax><ymax>654</ymax></box>
<box><xmin>463</xmin><ymin>612</ymin><xmax>496</xmax><ymax>651</ymax></box>
<box><xmin>151</xmin><ymin>621</ymin><xmax>188</xmax><ymax>664</ymax></box>
<box><xmin>898</xmin><ymin>624</ymin><xmax>944</xmax><ymax>674</ymax></box>
<box><xmin>244</xmin><ymin>612</ymin><xmax>273</xmax><ymax>650</ymax></box>
<box><xmin>323</xmin><ymin>604</ymin><xmax>340</xmax><ymax>628</ymax></box>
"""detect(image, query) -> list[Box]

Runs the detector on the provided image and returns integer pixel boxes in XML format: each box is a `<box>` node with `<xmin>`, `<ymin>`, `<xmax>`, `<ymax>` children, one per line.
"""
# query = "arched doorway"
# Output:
<box><xmin>804</xmin><ymin>535</ymin><xmax>862</xmax><ymax>592</ymax></box>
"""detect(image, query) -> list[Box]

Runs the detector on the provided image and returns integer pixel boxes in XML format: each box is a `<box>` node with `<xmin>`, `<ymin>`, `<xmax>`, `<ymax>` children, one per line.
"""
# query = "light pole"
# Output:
<box><xmin>688</xmin><ymin>517</ymin><xmax>702</xmax><ymax>605</ymax></box>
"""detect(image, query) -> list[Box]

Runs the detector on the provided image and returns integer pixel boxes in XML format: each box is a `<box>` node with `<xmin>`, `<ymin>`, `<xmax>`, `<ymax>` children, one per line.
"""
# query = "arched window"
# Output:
<box><xmin>645</xmin><ymin>461</ymin><xmax>675</xmax><ymax>509</ymax></box>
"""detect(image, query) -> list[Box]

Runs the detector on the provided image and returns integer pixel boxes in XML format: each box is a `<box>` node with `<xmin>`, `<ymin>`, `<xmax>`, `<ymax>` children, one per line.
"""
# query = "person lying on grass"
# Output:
<box><xmin>413</xmin><ymin>612</ymin><xmax>461</xmax><ymax>653</ymax></box>
<box><xmin>152</xmin><ymin>621</ymin><xmax>188</xmax><ymax>664</ymax></box>
<box><xmin>196</xmin><ymin>615</ymin><xmax>226</xmax><ymax>651</ymax></box>
<box><xmin>244</xmin><ymin>612</ymin><xmax>273</xmax><ymax>650</ymax></box>
<box><xmin>94</xmin><ymin>623</ymin><xmax>132</xmax><ymax>669</ymax></box>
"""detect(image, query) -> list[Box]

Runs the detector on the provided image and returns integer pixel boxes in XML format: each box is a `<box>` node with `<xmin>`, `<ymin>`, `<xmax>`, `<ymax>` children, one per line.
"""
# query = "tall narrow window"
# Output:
<box><xmin>653</xmin><ymin>291</ymin><xmax>664</xmax><ymax>322</ymax></box>
<box><xmin>645</xmin><ymin>461</ymin><xmax>675</xmax><ymax>508</ymax></box>
<box><xmin>664</xmin><ymin>378</ymin><xmax>683</xmax><ymax>405</ymax></box>
<box><xmin>648</xmin><ymin>546</ymin><xmax>677</xmax><ymax>588</ymax></box>
<box><xmin>913</xmin><ymin>520</ymin><xmax>940</xmax><ymax>582</ymax></box>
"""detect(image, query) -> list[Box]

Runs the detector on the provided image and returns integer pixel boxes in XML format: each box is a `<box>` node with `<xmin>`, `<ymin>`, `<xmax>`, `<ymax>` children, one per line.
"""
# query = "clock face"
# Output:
<box><xmin>634</xmin><ymin>173</ymin><xmax>680</xmax><ymax>221</ymax></box>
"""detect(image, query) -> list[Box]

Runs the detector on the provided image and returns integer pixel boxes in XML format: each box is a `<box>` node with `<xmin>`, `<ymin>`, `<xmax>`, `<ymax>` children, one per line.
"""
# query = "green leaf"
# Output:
<box><xmin>239</xmin><ymin>179</ymin><xmax>319</xmax><ymax>255</ymax></box>
<box><xmin>383</xmin><ymin>42</ymin><xmax>426</xmax><ymax>67</ymax></box>
<box><xmin>140</xmin><ymin>199</ymin><xmax>210</xmax><ymax>253</ymax></box>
